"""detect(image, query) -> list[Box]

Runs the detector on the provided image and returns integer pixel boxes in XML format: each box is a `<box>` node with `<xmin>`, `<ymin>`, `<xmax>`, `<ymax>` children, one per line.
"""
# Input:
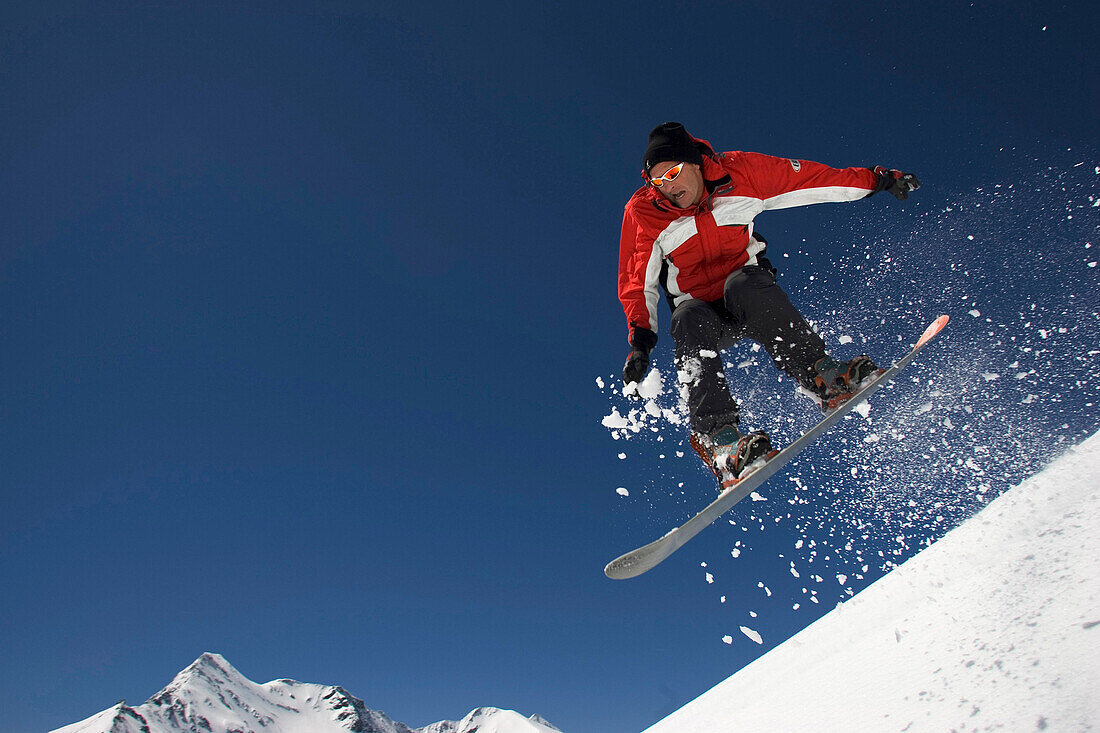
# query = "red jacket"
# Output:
<box><xmin>618</xmin><ymin>142</ymin><xmax>879</xmax><ymax>349</ymax></box>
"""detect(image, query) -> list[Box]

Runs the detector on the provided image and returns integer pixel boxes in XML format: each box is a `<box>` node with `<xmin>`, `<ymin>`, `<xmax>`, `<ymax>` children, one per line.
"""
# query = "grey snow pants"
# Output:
<box><xmin>670</xmin><ymin>263</ymin><xmax>827</xmax><ymax>436</ymax></box>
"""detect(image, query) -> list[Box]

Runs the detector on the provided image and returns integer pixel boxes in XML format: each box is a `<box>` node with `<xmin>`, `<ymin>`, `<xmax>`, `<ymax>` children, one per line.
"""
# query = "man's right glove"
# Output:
<box><xmin>623</xmin><ymin>348</ymin><xmax>650</xmax><ymax>387</ymax></box>
<box><xmin>622</xmin><ymin>326</ymin><xmax>658</xmax><ymax>390</ymax></box>
<box><xmin>872</xmin><ymin>166</ymin><xmax>921</xmax><ymax>200</ymax></box>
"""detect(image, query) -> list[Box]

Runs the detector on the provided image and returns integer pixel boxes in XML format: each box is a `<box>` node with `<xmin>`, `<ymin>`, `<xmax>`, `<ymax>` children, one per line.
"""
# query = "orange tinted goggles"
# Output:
<box><xmin>648</xmin><ymin>162</ymin><xmax>685</xmax><ymax>188</ymax></box>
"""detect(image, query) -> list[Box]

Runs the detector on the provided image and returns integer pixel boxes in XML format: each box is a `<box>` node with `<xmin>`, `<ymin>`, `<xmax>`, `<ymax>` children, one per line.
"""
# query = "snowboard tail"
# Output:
<box><xmin>604</xmin><ymin>315</ymin><xmax>950</xmax><ymax>580</ymax></box>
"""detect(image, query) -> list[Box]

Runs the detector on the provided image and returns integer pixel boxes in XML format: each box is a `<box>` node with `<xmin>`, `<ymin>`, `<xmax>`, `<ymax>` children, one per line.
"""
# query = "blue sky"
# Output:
<box><xmin>2</xmin><ymin>2</ymin><xmax>1097</xmax><ymax>732</ymax></box>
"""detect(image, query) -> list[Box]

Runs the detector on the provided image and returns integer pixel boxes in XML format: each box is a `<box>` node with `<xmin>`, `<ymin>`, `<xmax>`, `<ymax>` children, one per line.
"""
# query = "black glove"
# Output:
<box><xmin>623</xmin><ymin>349</ymin><xmax>650</xmax><ymax>386</ymax></box>
<box><xmin>872</xmin><ymin>166</ymin><xmax>921</xmax><ymax>200</ymax></box>
<box><xmin>622</xmin><ymin>326</ymin><xmax>658</xmax><ymax>389</ymax></box>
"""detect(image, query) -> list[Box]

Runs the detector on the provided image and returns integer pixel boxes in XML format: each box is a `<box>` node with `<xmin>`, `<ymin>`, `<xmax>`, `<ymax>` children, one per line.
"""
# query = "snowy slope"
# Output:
<box><xmin>644</xmin><ymin>432</ymin><xmax>1100</xmax><ymax>732</ymax></box>
<box><xmin>51</xmin><ymin>653</ymin><xmax>560</xmax><ymax>733</ymax></box>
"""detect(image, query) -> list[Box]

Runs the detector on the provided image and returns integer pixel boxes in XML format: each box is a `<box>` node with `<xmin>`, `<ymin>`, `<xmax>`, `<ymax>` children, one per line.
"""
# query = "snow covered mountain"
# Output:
<box><xmin>418</xmin><ymin>707</ymin><xmax>562</xmax><ymax>733</ymax></box>
<box><xmin>51</xmin><ymin>653</ymin><xmax>561</xmax><ymax>733</ymax></box>
<box><xmin>644</xmin><ymin>431</ymin><xmax>1100</xmax><ymax>732</ymax></box>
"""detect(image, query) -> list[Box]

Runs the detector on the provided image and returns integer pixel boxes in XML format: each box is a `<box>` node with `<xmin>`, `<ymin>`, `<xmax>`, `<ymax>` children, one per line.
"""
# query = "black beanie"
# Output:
<box><xmin>642</xmin><ymin>122</ymin><xmax>704</xmax><ymax>173</ymax></box>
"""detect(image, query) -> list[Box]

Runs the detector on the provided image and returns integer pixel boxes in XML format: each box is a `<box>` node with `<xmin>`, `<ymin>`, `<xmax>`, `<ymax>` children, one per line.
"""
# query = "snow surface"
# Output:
<box><xmin>643</xmin><ymin>431</ymin><xmax>1100</xmax><ymax>732</ymax></box>
<box><xmin>50</xmin><ymin>653</ymin><xmax>560</xmax><ymax>733</ymax></box>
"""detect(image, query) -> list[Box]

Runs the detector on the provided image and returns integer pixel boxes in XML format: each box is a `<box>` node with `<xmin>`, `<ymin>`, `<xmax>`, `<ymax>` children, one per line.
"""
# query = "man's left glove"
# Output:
<box><xmin>872</xmin><ymin>166</ymin><xmax>921</xmax><ymax>200</ymax></box>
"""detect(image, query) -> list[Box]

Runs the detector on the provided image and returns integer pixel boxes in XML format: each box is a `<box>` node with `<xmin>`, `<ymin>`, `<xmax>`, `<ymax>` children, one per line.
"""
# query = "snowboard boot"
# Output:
<box><xmin>690</xmin><ymin>424</ymin><xmax>774</xmax><ymax>488</ymax></box>
<box><xmin>812</xmin><ymin>354</ymin><xmax>880</xmax><ymax>411</ymax></box>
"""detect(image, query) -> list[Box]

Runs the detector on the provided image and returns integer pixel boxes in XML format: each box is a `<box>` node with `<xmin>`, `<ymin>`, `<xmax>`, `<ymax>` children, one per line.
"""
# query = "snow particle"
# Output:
<box><xmin>740</xmin><ymin>626</ymin><xmax>763</xmax><ymax>644</ymax></box>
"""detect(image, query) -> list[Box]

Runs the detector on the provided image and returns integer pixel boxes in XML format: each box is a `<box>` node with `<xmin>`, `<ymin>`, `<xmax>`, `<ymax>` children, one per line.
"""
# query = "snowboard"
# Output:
<box><xmin>604</xmin><ymin>315</ymin><xmax>950</xmax><ymax>580</ymax></box>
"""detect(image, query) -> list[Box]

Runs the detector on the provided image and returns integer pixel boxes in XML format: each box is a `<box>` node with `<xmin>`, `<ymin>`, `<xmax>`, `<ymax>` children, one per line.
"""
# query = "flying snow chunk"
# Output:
<box><xmin>982</xmin><ymin>372</ymin><xmax>1001</xmax><ymax>382</ymax></box>
<box><xmin>602</xmin><ymin>408</ymin><xmax>629</xmax><ymax>429</ymax></box>
<box><xmin>839</xmin><ymin>335</ymin><xmax>853</xmax><ymax>345</ymax></box>
<box><xmin>740</xmin><ymin>626</ymin><xmax>764</xmax><ymax>644</ymax></box>
<box><xmin>969</xmin><ymin>309</ymin><xmax>981</xmax><ymax>317</ymax></box>
<box><xmin>616</xmin><ymin>487</ymin><xmax>630</xmax><ymax>497</ymax></box>
<box><xmin>722</xmin><ymin>635</ymin><xmax>733</xmax><ymax>645</ymax></box>
<box><xmin>636</xmin><ymin>367</ymin><xmax>665</xmax><ymax>399</ymax></box>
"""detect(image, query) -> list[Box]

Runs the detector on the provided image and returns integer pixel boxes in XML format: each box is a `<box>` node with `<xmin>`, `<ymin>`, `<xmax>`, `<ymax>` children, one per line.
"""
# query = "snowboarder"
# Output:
<box><xmin>618</xmin><ymin>122</ymin><xmax>919</xmax><ymax>485</ymax></box>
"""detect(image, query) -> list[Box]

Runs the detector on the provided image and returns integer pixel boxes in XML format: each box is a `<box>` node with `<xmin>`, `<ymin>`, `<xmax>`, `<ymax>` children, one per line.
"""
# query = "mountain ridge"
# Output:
<box><xmin>51</xmin><ymin>653</ymin><xmax>559</xmax><ymax>733</ymax></box>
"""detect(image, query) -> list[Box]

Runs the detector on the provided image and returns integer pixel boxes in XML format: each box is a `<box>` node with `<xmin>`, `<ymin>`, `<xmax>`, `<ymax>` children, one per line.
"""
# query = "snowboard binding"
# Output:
<box><xmin>691</xmin><ymin>426</ymin><xmax>778</xmax><ymax>489</ymax></box>
<box><xmin>811</xmin><ymin>355</ymin><xmax>882</xmax><ymax>412</ymax></box>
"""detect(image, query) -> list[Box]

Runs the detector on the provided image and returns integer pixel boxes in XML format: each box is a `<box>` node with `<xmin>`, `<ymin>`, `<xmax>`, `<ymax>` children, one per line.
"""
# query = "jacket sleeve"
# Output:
<box><xmin>617</xmin><ymin>206</ymin><xmax>661</xmax><ymax>350</ymax></box>
<box><xmin>738</xmin><ymin>152</ymin><xmax>879</xmax><ymax>211</ymax></box>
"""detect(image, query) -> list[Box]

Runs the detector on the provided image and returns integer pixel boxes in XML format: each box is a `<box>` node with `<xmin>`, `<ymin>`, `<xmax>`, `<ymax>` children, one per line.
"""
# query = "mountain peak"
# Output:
<box><xmin>195</xmin><ymin>651</ymin><xmax>228</xmax><ymax>667</ymax></box>
<box><xmin>417</xmin><ymin>706</ymin><xmax>563</xmax><ymax>733</ymax></box>
<box><xmin>51</xmin><ymin>654</ymin><xmax>561</xmax><ymax>733</ymax></box>
<box><xmin>52</xmin><ymin>701</ymin><xmax>149</xmax><ymax>733</ymax></box>
<box><xmin>152</xmin><ymin>651</ymin><xmax>254</xmax><ymax>708</ymax></box>
<box><xmin>179</xmin><ymin>651</ymin><xmax>240</xmax><ymax>679</ymax></box>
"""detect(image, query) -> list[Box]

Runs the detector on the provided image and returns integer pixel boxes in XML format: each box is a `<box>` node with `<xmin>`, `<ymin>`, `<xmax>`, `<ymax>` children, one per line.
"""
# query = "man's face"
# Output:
<box><xmin>650</xmin><ymin>161</ymin><xmax>704</xmax><ymax>209</ymax></box>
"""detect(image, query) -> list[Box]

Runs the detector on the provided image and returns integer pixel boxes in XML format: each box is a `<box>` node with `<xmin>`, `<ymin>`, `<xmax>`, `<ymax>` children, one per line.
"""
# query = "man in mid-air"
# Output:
<box><xmin>618</xmin><ymin>122</ymin><xmax>919</xmax><ymax>487</ymax></box>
